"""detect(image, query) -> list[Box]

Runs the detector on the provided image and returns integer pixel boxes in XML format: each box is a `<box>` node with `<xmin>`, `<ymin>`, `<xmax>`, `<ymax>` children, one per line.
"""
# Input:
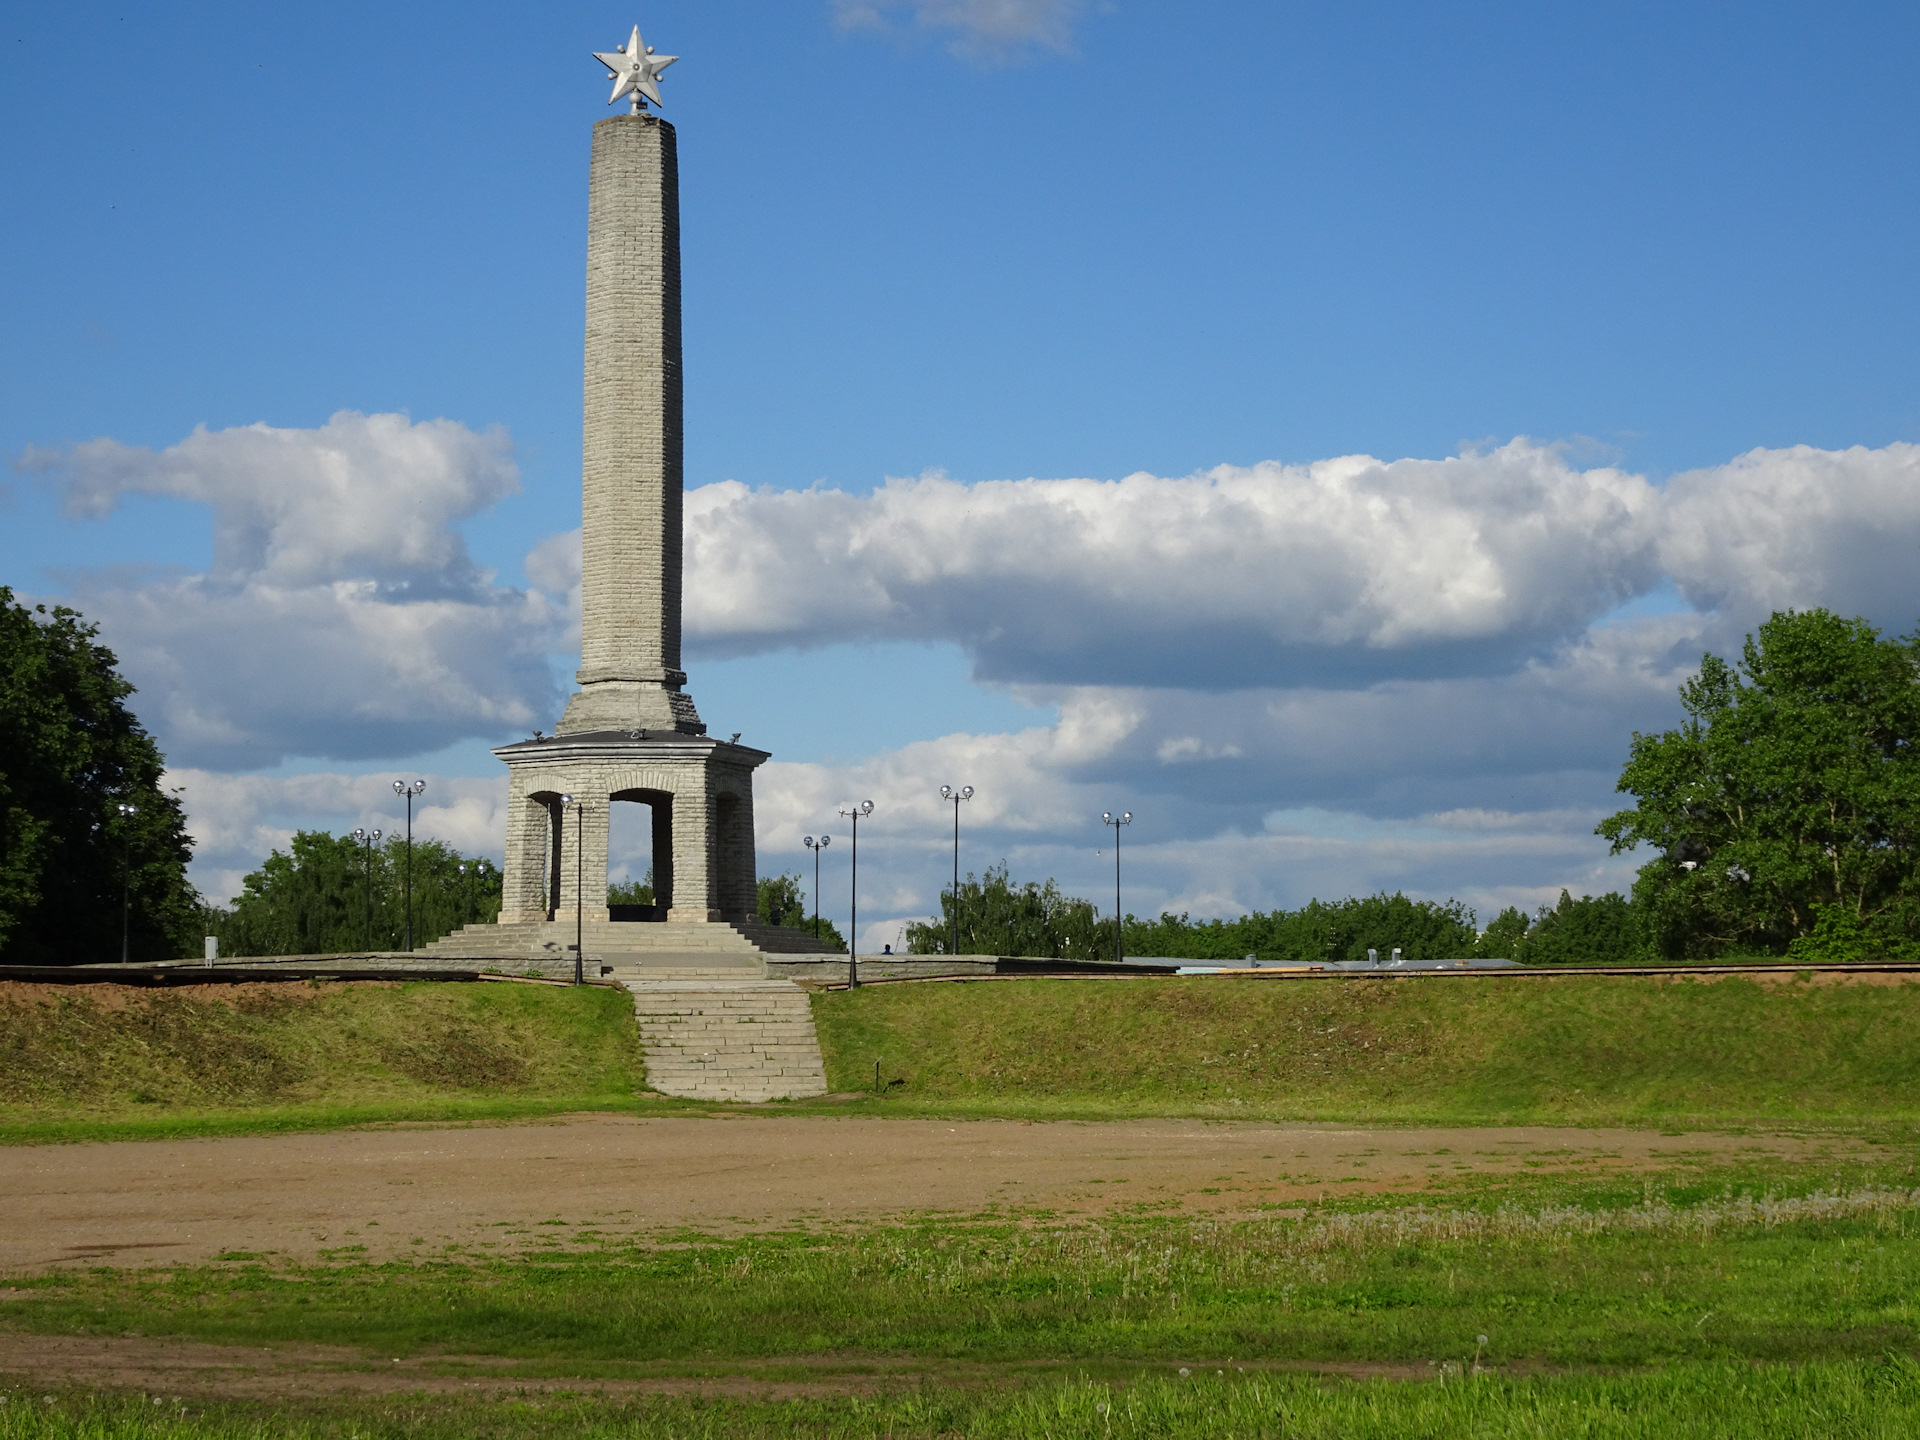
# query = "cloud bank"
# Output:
<box><xmin>25</xmin><ymin>418</ymin><xmax>1920</xmax><ymax>918</ymax></box>
<box><xmin>21</xmin><ymin>412</ymin><xmax>564</xmax><ymax>769</ymax></box>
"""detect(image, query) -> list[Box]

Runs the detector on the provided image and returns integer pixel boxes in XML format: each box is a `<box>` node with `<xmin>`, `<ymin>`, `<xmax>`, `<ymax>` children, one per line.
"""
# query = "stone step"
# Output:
<box><xmin>620</xmin><ymin>976</ymin><xmax>828</xmax><ymax>1103</ymax></box>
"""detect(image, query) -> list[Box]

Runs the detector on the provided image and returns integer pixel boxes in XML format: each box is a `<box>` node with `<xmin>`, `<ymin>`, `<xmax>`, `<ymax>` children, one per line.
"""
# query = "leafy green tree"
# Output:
<box><xmin>1518</xmin><ymin>890</ymin><xmax>1641</xmax><ymax>964</ymax></box>
<box><xmin>608</xmin><ymin>873</ymin><xmax>654</xmax><ymax>906</ymax></box>
<box><xmin>1598</xmin><ymin>609</ymin><xmax>1920</xmax><ymax>959</ymax></box>
<box><xmin>210</xmin><ymin>831</ymin><xmax>500</xmax><ymax>956</ymax></box>
<box><xmin>757</xmin><ymin>871</ymin><xmax>845</xmax><ymax>950</ymax></box>
<box><xmin>1476</xmin><ymin>905</ymin><xmax>1531</xmax><ymax>960</ymax></box>
<box><xmin>0</xmin><ymin>588</ymin><xmax>201</xmax><ymax>963</ymax></box>
<box><xmin>905</xmin><ymin>864</ymin><xmax>1112</xmax><ymax>959</ymax></box>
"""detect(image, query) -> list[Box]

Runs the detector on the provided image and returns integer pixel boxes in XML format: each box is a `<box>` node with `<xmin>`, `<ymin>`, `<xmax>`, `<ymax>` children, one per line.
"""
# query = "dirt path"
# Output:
<box><xmin>0</xmin><ymin>1114</ymin><xmax>1870</xmax><ymax>1273</ymax></box>
<box><xmin>0</xmin><ymin>1331</ymin><xmax>1478</xmax><ymax>1402</ymax></box>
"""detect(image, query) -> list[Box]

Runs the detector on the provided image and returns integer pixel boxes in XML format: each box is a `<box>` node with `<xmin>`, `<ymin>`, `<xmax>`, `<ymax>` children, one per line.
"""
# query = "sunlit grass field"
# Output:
<box><xmin>5</xmin><ymin>1162</ymin><xmax>1920</xmax><ymax>1435</ymax></box>
<box><xmin>5</xmin><ymin>1362</ymin><xmax>1920</xmax><ymax>1439</ymax></box>
<box><xmin>9</xmin><ymin>974</ymin><xmax>1920</xmax><ymax>1433</ymax></box>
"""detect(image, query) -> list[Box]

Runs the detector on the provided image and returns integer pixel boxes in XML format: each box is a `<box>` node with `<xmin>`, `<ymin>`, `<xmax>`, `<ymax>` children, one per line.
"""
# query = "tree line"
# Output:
<box><xmin>902</xmin><ymin>867</ymin><xmax>1637</xmax><ymax>965</ymax></box>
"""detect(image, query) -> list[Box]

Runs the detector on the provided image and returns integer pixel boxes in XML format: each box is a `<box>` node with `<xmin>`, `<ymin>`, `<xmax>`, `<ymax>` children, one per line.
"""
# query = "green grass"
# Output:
<box><xmin>0</xmin><ymin>981</ymin><xmax>655</xmax><ymax>1143</ymax></box>
<box><xmin>6</xmin><ymin>1362</ymin><xmax>1920</xmax><ymax>1439</ymax></box>
<box><xmin>814</xmin><ymin>973</ymin><xmax>1920</xmax><ymax>1124</ymax></box>
<box><xmin>8</xmin><ymin>1171</ymin><xmax>1920</xmax><ymax>1434</ymax></box>
<box><xmin>7</xmin><ymin>1167</ymin><xmax>1920</xmax><ymax>1366</ymax></box>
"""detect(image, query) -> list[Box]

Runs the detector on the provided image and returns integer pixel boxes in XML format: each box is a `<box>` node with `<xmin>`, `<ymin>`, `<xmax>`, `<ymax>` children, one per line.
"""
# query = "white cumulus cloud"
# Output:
<box><xmin>21</xmin><ymin>412</ymin><xmax>566</xmax><ymax>769</ymax></box>
<box><xmin>683</xmin><ymin>441</ymin><xmax>1662</xmax><ymax>685</ymax></box>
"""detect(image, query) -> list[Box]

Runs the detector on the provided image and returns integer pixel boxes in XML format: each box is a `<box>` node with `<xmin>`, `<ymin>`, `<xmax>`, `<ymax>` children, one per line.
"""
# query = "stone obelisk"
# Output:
<box><xmin>489</xmin><ymin>30</ymin><xmax>766</xmax><ymax>932</ymax></box>
<box><xmin>559</xmin><ymin>110</ymin><xmax>703</xmax><ymax>735</ymax></box>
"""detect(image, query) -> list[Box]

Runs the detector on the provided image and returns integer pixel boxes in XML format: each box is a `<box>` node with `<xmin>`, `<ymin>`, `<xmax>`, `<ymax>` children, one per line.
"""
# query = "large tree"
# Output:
<box><xmin>210</xmin><ymin>831</ymin><xmax>502</xmax><ymax>957</ymax></box>
<box><xmin>906</xmin><ymin>864</ymin><xmax>1111</xmax><ymax>959</ymax></box>
<box><xmin>1598</xmin><ymin>608</ymin><xmax>1920</xmax><ymax>959</ymax></box>
<box><xmin>0</xmin><ymin>588</ymin><xmax>201</xmax><ymax>964</ymax></box>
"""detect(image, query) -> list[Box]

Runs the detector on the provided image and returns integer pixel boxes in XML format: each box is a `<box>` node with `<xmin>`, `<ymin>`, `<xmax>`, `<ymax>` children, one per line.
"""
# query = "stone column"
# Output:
<box><xmin>560</xmin><ymin>113</ymin><xmax>703</xmax><ymax>737</ymax></box>
<box><xmin>555</xmin><ymin>800</ymin><xmax>612</xmax><ymax>924</ymax></box>
<box><xmin>500</xmin><ymin>785</ymin><xmax>556</xmax><ymax>923</ymax></box>
<box><xmin>716</xmin><ymin>784</ymin><xmax>758</xmax><ymax>921</ymax></box>
<box><xmin>666</xmin><ymin>784</ymin><xmax>717</xmax><ymax>921</ymax></box>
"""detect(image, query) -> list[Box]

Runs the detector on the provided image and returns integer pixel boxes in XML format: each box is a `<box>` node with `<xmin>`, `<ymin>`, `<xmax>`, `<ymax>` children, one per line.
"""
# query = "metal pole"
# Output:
<box><xmin>116</xmin><ymin>802</ymin><xmax>138</xmax><ymax>964</ymax></box>
<box><xmin>574</xmin><ymin>803</ymin><xmax>585</xmax><ymax>986</ymax></box>
<box><xmin>813</xmin><ymin>843</ymin><xmax>821</xmax><ymax>941</ymax></box>
<box><xmin>849</xmin><ymin>810</ymin><xmax>858</xmax><ymax>990</ymax></box>
<box><xmin>404</xmin><ymin>791</ymin><xmax>415</xmax><ymax>952</ymax></box>
<box><xmin>1114</xmin><ymin>822</ymin><xmax>1122</xmax><ymax>967</ymax></box>
<box><xmin>364</xmin><ymin>835</ymin><xmax>373</xmax><ymax>950</ymax></box>
<box><xmin>951</xmin><ymin>797</ymin><xmax>961</xmax><ymax>957</ymax></box>
<box><xmin>121</xmin><ymin>828</ymin><xmax>132</xmax><ymax>965</ymax></box>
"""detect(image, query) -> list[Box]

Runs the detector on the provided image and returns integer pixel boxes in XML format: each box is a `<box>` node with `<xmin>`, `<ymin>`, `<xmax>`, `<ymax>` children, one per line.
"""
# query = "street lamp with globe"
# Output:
<box><xmin>938</xmin><ymin>785</ymin><xmax>974</xmax><ymax>957</ymax></box>
<box><xmin>803</xmin><ymin>833</ymin><xmax>831</xmax><ymax>943</ymax></box>
<box><xmin>115</xmin><ymin>802</ymin><xmax>138</xmax><ymax>963</ymax></box>
<box><xmin>836</xmin><ymin>800</ymin><xmax>875</xmax><ymax>988</ymax></box>
<box><xmin>392</xmin><ymin>779</ymin><xmax>427</xmax><ymax>951</ymax></box>
<box><xmin>1101</xmin><ymin>810</ymin><xmax>1132</xmax><ymax>966</ymax></box>
<box><xmin>351</xmin><ymin>826</ymin><xmax>383</xmax><ymax>950</ymax></box>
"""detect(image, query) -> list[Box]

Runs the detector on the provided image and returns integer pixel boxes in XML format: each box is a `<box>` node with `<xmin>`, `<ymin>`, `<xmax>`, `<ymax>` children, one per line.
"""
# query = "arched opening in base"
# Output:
<box><xmin>608</xmin><ymin>788</ymin><xmax>674</xmax><ymax>920</ymax></box>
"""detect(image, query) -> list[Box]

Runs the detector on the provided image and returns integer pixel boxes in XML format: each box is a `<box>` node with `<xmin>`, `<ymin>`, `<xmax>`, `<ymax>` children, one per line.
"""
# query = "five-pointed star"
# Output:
<box><xmin>593</xmin><ymin>26</ymin><xmax>677</xmax><ymax>110</ymax></box>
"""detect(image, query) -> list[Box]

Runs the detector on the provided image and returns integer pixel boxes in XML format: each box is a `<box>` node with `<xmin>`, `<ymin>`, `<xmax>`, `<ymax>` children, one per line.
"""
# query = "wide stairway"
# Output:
<box><xmin>421</xmin><ymin>918</ymin><xmax>834</xmax><ymax>1103</ymax></box>
<box><xmin>614</xmin><ymin>968</ymin><xmax>830</xmax><ymax>1102</ymax></box>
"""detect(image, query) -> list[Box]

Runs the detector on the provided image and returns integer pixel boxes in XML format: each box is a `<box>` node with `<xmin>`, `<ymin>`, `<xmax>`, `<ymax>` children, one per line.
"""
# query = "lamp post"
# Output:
<box><xmin>803</xmin><ymin>834</ymin><xmax>831</xmax><ymax>942</ymax></box>
<box><xmin>836</xmin><ymin>800</ymin><xmax>874</xmax><ymax>988</ymax></box>
<box><xmin>351</xmin><ymin>826</ymin><xmax>383</xmax><ymax>950</ymax></box>
<box><xmin>1101</xmin><ymin>810</ymin><xmax>1132</xmax><ymax>966</ymax></box>
<box><xmin>115</xmin><ymin>802</ymin><xmax>138</xmax><ymax>964</ymax></box>
<box><xmin>391</xmin><ymin>779</ymin><xmax>427</xmax><ymax>951</ymax></box>
<box><xmin>938</xmin><ymin>785</ymin><xmax>973</xmax><ymax>957</ymax></box>
<box><xmin>561</xmin><ymin>795</ymin><xmax>590</xmax><ymax>985</ymax></box>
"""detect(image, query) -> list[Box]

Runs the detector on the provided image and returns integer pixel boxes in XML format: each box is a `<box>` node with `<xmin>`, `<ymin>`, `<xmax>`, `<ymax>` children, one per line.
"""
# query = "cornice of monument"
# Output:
<box><xmin>494</xmin><ymin>731</ymin><xmax>769</xmax><ymax>767</ymax></box>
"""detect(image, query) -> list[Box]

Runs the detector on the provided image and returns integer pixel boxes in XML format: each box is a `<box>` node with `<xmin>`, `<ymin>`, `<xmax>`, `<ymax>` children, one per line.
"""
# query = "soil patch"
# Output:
<box><xmin>0</xmin><ymin>1114</ymin><xmax>1872</xmax><ymax>1272</ymax></box>
<box><xmin>0</xmin><ymin>1332</ymin><xmax>1559</xmax><ymax>1402</ymax></box>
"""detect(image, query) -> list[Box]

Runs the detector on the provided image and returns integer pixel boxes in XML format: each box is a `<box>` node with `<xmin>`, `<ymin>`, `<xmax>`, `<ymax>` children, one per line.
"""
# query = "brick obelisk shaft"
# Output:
<box><xmin>559</xmin><ymin>112</ymin><xmax>703</xmax><ymax>735</ymax></box>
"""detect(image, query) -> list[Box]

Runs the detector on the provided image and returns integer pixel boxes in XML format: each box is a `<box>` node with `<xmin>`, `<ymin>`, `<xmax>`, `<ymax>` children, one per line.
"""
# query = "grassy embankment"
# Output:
<box><xmin>814</xmin><ymin>971</ymin><xmax>1920</xmax><ymax>1126</ymax></box>
<box><xmin>0</xmin><ymin>980</ymin><xmax>657</xmax><ymax>1143</ymax></box>
<box><xmin>9</xmin><ymin>970</ymin><xmax>1920</xmax><ymax>1140</ymax></box>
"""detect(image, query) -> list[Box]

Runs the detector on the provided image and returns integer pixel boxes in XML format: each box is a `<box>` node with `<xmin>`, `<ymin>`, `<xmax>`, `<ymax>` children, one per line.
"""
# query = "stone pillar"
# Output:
<box><xmin>500</xmin><ymin>785</ymin><xmax>557</xmax><ymax>923</ymax></box>
<box><xmin>651</xmin><ymin>799</ymin><xmax>675</xmax><ymax>911</ymax></box>
<box><xmin>560</xmin><ymin>112</ymin><xmax>703</xmax><ymax>737</ymax></box>
<box><xmin>716</xmin><ymin>785</ymin><xmax>758</xmax><ymax>921</ymax></box>
<box><xmin>667</xmin><ymin>784</ymin><xmax>717</xmax><ymax>921</ymax></box>
<box><xmin>556</xmin><ymin>800</ymin><xmax>612</xmax><ymax>924</ymax></box>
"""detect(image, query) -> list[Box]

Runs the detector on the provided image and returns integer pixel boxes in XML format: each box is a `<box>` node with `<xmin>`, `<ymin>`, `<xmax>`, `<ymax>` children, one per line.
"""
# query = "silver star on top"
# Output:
<box><xmin>594</xmin><ymin>26</ymin><xmax>677</xmax><ymax>112</ymax></box>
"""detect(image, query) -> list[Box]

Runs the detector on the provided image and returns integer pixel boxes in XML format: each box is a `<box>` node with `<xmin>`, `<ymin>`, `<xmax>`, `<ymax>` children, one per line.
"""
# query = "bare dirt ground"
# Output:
<box><xmin>0</xmin><ymin>1115</ymin><xmax>1882</xmax><ymax>1403</ymax></box>
<box><xmin>0</xmin><ymin>1331</ymin><xmax>1465</xmax><ymax>1402</ymax></box>
<box><xmin>0</xmin><ymin>1113</ymin><xmax>1873</xmax><ymax>1273</ymax></box>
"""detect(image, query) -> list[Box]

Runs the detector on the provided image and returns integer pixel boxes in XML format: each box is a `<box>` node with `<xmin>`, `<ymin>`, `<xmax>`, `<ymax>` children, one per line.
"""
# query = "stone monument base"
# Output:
<box><xmin>492</xmin><ymin>730</ymin><xmax>768</xmax><ymax>927</ymax></box>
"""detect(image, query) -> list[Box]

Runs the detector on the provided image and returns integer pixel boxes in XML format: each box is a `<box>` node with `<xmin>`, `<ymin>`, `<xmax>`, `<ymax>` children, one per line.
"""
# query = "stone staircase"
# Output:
<box><xmin>420</xmin><ymin>918</ymin><xmax>835</xmax><ymax>1102</ymax></box>
<box><xmin>614</xmin><ymin>969</ymin><xmax>830</xmax><ymax>1102</ymax></box>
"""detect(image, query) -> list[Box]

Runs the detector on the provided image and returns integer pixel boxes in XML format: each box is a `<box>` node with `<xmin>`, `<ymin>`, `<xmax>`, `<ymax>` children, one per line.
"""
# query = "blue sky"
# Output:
<box><xmin>5</xmin><ymin>1</ymin><xmax>1919</xmax><ymax>945</ymax></box>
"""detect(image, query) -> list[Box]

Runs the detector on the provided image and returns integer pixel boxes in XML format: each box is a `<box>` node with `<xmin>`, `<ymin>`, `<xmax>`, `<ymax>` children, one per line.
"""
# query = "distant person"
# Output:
<box><xmin>882</xmin><ymin>943</ymin><xmax>893</xmax><ymax>954</ymax></box>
